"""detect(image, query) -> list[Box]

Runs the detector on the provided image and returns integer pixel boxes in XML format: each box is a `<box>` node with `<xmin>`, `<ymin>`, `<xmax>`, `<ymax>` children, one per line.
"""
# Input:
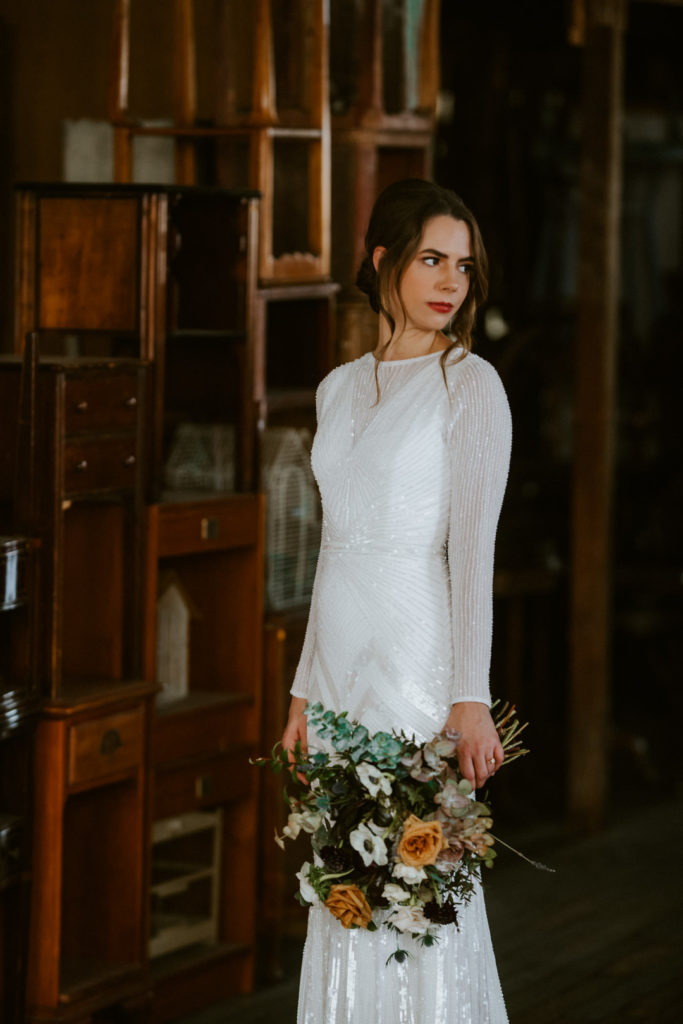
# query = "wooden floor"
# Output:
<box><xmin>179</xmin><ymin>791</ymin><xmax>683</xmax><ymax>1023</ymax></box>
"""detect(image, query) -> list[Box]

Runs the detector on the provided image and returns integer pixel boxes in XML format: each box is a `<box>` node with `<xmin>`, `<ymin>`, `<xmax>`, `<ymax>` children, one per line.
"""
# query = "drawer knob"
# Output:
<box><xmin>123</xmin><ymin>455</ymin><xmax>136</xmax><ymax>467</ymax></box>
<box><xmin>195</xmin><ymin>774</ymin><xmax>214</xmax><ymax>799</ymax></box>
<box><xmin>201</xmin><ymin>517</ymin><xmax>219</xmax><ymax>541</ymax></box>
<box><xmin>75</xmin><ymin>459</ymin><xmax>88</xmax><ymax>472</ymax></box>
<box><xmin>76</xmin><ymin>400</ymin><xmax>89</xmax><ymax>413</ymax></box>
<box><xmin>100</xmin><ymin>729</ymin><xmax>123</xmax><ymax>757</ymax></box>
<box><xmin>124</xmin><ymin>396</ymin><xmax>137</xmax><ymax>408</ymax></box>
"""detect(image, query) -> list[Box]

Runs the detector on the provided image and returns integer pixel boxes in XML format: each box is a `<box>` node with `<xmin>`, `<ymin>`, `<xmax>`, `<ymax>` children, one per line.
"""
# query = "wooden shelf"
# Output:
<box><xmin>58</xmin><ymin>963</ymin><xmax>146</xmax><ymax>1005</ymax></box>
<box><xmin>149</xmin><ymin>939</ymin><xmax>250</xmax><ymax>981</ymax></box>
<box><xmin>265</xmin><ymin>388</ymin><xmax>316</xmax><ymax>412</ymax></box>
<box><xmin>155</xmin><ymin>690</ymin><xmax>252</xmax><ymax>717</ymax></box>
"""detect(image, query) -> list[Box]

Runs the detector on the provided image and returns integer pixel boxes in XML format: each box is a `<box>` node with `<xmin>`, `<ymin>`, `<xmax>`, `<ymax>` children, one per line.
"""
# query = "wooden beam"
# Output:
<box><xmin>569</xmin><ymin>0</ymin><xmax>626</xmax><ymax>831</ymax></box>
<box><xmin>173</xmin><ymin>0</ymin><xmax>197</xmax><ymax>183</ymax></box>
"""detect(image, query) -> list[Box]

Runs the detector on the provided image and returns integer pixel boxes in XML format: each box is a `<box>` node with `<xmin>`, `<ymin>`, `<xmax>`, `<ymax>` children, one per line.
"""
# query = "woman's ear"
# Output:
<box><xmin>372</xmin><ymin>246</ymin><xmax>386</xmax><ymax>272</ymax></box>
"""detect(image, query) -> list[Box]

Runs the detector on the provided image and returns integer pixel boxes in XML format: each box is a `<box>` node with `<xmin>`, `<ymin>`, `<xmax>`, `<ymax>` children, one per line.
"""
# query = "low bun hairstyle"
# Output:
<box><xmin>356</xmin><ymin>179</ymin><xmax>489</xmax><ymax>392</ymax></box>
<box><xmin>355</xmin><ymin>254</ymin><xmax>382</xmax><ymax>314</ymax></box>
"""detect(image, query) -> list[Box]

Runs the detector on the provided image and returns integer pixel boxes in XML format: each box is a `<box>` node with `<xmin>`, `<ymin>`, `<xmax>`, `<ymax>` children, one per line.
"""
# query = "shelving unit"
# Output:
<box><xmin>0</xmin><ymin>336</ymin><xmax>154</xmax><ymax>1023</ymax></box>
<box><xmin>150</xmin><ymin>810</ymin><xmax>223</xmax><ymax>960</ymax></box>
<box><xmin>109</xmin><ymin>0</ymin><xmax>331</xmax><ymax>286</ymax></box>
<box><xmin>144</xmin><ymin>493</ymin><xmax>264</xmax><ymax>1015</ymax></box>
<box><xmin>330</xmin><ymin>0</ymin><xmax>441</xmax><ymax>360</ymax></box>
<box><xmin>14</xmin><ymin>183</ymin><xmax>261</xmax><ymax>496</ymax></box>
<box><xmin>0</xmin><ymin>536</ymin><xmax>40</xmax><ymax>1024</ymax></box>
<box><xmin>10</xmin><ymin>182</ymin><xmax>267</xmax><ymax>1020</ymax></box>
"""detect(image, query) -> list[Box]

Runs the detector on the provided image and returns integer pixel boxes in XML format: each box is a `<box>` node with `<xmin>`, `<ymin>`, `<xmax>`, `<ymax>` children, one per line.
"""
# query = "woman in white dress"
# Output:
<box><xmin>281</xmin><ymin>179</ymin><xmax>512</xmax><ymax>1023</ymax></box>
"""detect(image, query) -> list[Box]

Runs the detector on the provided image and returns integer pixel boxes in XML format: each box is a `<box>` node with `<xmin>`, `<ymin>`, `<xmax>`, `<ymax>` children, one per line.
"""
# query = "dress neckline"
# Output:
<box><xmin>370</xmin><ymin>349</ymin><xmax>445</xmax><ymax>366</ymax></box>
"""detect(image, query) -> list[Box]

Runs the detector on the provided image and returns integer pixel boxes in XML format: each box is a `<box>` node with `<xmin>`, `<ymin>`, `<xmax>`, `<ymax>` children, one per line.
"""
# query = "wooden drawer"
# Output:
<box><xmin>153</xmin><ymin>749</ymin><xmax>253</xmax><ymax>819</ymax></box>
<box><xmin>68</xmin><ymin>707</ymin><xmax>144</xmax><ymax>787</ymax></box>
<box><xmin>157</xmin><ymin>495</ymin><xmax>260</xmax><ymax>556</ymax></box>
<box><xmin>63</xmin><ymin>435</ymin><xmax>139</xmax><ymax>495</ymax></box>
<box><xmin>154</xmin><ymin>703</ymin><xmax>232</xmax><ymax>766</ymax></box>
<box><xmin>64</xmin><ymin>373</ymin><xmax>141</xmax><ymax>435</ymax></box>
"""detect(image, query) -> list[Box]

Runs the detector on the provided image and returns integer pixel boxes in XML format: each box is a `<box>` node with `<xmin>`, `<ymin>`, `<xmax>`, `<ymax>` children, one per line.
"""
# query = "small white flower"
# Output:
<box><xmin>300</xmin><ymin>808</ymin><xmax>323</xmax><ymax>834</ymax></box>
<box><xmin>382</xmin><ymin>882</ymin><xmax>410</xmax><ymax>904</ymax></box>
<box><xmin>350</xmin><ymin>822</ymin><xmax>388</xmax><ymax>866</ymax></box>
<box><xmin>356</xmin><ymin>761</ymin><xmax>393</xmax><ymax>798</ymax></box>
<box><xmin>282</xmin><ymin>812</ymin><xmax>304</xmax><ymax>841</ymax></box>
<box><xmin>388</xmin><ymin>904</ymin><xmax>430</xmax><ymax>935</ymax></box>
<box><xmin>296</xmin><ymin>861</ymin><xmax>320</xmax><ymax>906</ymax></box>
<box><xmin>391</xmin><ymin>861</ymin><xmax>427</xmax><ymax>884</ymax></box>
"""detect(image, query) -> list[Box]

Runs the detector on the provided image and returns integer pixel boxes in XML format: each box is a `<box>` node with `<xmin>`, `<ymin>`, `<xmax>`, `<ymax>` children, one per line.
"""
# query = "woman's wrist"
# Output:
<box><xmin>287</xmin><ymin>696</ymin><xmax>308</xmax><ymax>722</ymax></box>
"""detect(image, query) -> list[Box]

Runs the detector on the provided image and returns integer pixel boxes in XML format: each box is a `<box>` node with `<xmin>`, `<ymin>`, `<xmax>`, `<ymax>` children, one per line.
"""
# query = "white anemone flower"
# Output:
<box><xmin>349</xmin><ymin>822</ymin><xmax>388</xmax><ymax>866</ymax></box>
<box><xmin>356</xmin><ymin>761</ymin><xmax>393</xmax><ymax>798</ymax></box>
<box><xmin>391</xmin><ymin>861</ymin><xmax>427</xmax><ymax>884</ymax></box>
<box><xmin>282</xmin><ymin>812</ymin><xmax>304</xmax><ymax>841</ymax></box>
<box><xmin>382</xmin><ymin>882</ymin><xmax>410</xmax><ymax>904</ymax></box>
<box><xmin>388</xmin><ymin>904</ymin><xmax>431</xmax><ymax>935</ymax></box>
<box><xmin>295</xmin><ymin>861</ymin><xmax>320</xmax><ymax>906</ymax></box>
<box><xmin>300</xmin><ymin>808</ymin><xmax>323</xmax><ymax>834</ymax></box>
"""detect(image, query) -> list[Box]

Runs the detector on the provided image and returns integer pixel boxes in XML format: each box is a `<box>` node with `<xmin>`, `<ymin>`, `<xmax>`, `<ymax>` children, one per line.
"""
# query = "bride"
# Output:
<box><xmin>282</xmin><ymin>178</ymin><xmax>511</xmax><ymax>1023</ymax></box>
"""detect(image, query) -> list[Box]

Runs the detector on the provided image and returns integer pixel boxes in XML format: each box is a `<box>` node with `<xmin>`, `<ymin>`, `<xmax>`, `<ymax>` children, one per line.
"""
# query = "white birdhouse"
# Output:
<box><xmin>156</xmin><ymin>571</ymin><xmax>201</xmax><ymax>707</ymax></box>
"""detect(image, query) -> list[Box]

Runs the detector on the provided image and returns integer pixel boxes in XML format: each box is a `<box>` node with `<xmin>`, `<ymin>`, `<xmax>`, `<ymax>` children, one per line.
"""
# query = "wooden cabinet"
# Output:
<box><xmin>11</xmin><ymin>182</ymin><xmax>270</xmax><ymax>1021</ymax></box>
<box><xmin>28</xmin><ymin>689</ymin><xmax>153</xmax><ymax>1023</ymax></box>
<box><xmin>14</xmin><ymin>183</ymin><xmax>260</xmax><ymax>496</ymax></box>
<box><xmin>330</xmin><ymin>0</ymin><xmax>440</xmax><ymax>361</ymax></box>
<box><xmin>0</xmin><ymin>344</ymin><xmax>155</xmax><ymax>1023</ymax></box>
<box><xmin>0</xmin><ymin>353</ymin><xmax>148</xmax><ymax>702</ymax></box>
<box><xmin>0</xmin><ymin>536</ymin><xmax>40</xmax><ymax>1024</ymax></box>
<box><xmin>145</xmin><ymin>494</ymin><xmax>264</xmax><ymax>1020</ymax></box>
<box><xmin>109</xmin><ymin>0</ymin><xmax>331</xmax><ymax>286</ymax></box>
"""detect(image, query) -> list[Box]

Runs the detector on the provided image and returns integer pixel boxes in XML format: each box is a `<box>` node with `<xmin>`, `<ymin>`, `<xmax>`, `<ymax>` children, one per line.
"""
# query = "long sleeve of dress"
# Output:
<box><xmin>289</xmin><ymin>373</ymin><xmax>333</xmax><ymax>700</ymax></box>
<box><xmin>446</xmin><ymin>358</ymin><xmax>512</xmax><ymax>706</ymax></box>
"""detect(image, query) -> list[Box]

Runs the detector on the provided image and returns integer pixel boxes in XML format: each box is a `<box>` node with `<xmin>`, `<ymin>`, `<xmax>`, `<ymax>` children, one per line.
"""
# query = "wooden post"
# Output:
<box><xmin>173</xmin><ymin>0</ymin><xmax>197</xmax><ymax>183</ymax></box>
<box><xmin>357</xmin><ymin>0</ymin><xmax>384</xmax><ymax>124</ymax></box>
<box><xmin>109</xmin><ymin>0</ymin><xmax>133</xmax><ymax>181</ymax></box>
<box><xmin>569</xmin><ymin>0</ymin><xmax>626</xmax><ymax>830</ymax></box>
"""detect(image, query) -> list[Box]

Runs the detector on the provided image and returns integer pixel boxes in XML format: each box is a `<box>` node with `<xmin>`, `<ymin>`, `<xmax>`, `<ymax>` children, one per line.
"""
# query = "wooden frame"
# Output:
<box><xmin>108</xmin><ymin>0</ymin><xmax>331</xmax><ymax>284</ymax></box>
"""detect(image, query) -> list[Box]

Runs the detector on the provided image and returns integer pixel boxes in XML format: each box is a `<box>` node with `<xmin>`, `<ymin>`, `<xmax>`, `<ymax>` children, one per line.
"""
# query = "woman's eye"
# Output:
<box><xmin>423</xmin><ymin>256</ymin><xmax>439</xmax><ymax>267</ymax></box>
<box><xmin>458</xmin><ymin>264</ymin><xmax>473</xmax><ymax>274</ymax></box>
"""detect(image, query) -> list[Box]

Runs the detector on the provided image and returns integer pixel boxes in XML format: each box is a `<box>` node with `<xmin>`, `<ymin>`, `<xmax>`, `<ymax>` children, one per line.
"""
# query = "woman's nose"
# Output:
<box><xmin>440</xmin><ymin>265</ymin><xmax>459</xmax><ymax>290</ymax></box>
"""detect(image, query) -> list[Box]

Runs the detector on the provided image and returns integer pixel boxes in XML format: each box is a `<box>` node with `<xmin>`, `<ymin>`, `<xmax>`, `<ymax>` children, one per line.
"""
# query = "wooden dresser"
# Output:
<box><xmin>7</xmin><ymin>182</ymin><xmax>269</xmax><ymax>1021</ymax></box>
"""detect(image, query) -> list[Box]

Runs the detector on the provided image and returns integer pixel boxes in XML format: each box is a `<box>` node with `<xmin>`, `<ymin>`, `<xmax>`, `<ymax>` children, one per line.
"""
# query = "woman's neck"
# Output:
<box><xmin>374</xmin><ymin>323</ymin><xmax>449</xmax><ymax>362</ymax></box>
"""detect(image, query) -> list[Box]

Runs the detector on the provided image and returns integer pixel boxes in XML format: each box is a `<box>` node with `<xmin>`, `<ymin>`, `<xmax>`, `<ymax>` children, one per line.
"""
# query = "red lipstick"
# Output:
<box><xmin>427</xmin><ymin>302</ymin><xmax>453</xmax><ymax>314</ymax></box>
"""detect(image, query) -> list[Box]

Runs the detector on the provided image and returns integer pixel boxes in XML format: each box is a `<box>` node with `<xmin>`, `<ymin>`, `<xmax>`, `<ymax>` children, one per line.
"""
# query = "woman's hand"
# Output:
<box><xmin>281</xmin><ymin>696</ymin><xmax>309</xmax><ymax>782</ymax></box>
<box><xmin>444</xmin><ymin>702</ymin><xmax>504</xmax><ymax>790</ymax></box>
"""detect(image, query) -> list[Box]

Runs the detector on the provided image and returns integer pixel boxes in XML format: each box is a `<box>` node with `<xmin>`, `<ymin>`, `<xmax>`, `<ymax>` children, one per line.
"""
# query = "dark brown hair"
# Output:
<box><xmin>355</xmin><ymin>178</ymin><xmax>489</xmax><ymax>393</ymax></box>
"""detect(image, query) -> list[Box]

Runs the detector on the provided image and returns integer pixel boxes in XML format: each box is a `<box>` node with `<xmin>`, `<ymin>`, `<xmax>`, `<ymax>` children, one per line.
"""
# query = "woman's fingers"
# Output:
<box><xmin>457</xmin><ymin>747</ymin><xmax>476</xmax><ymax>789</ymax></box>
<box><xmin>460</xmin><ymin>741</ymin><xmax>504</xmax><ymax>789</ymax></box>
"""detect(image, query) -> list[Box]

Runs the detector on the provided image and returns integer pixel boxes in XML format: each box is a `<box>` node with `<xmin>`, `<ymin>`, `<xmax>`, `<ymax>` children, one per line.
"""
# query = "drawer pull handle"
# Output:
<box><xmin>124</xmin><ymin>396</ymin><xmax>137</xmax><ymax>408</ymax></box>
<box><xmin>201</xmin><ymin>517</ymin><xmax>218</xmax><ymax>541</ymax></box>
<box><xmin>76</xmin><ymin>400</ymin><xmax>89</xmax><ymax>413</ymax></box>
<box><xmin>75</xmin><ymin>459</ymin><xmax>88</xmax><ymax>472</ymax></box>
<box><xmin>195</xmin><ymin>774</ymin><xmax>213</xmax><ymax>799</ymax></box>
<box><xmin>100</xmin><ymin>729</ymin><xmax>123</xmax><ymax>756</ymax></box>
<box><xmin>123</xmin><ymin>454</ymin><xmax>136</xmax><ymax>467</ymax></box>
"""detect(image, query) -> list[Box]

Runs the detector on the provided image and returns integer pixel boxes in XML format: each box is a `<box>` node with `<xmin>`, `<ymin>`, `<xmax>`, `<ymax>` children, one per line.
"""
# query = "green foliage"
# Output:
<box><xmin>256</xmin><ymin>701</ymin><xmax>535</xmax><ymax>960</ymax></box>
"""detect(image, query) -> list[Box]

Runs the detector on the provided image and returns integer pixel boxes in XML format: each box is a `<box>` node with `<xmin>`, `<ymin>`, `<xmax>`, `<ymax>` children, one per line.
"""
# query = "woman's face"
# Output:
<box><xmin>376</xmin><ymin>215</ymin><xmax>473</xmax><ymax>337</ymax></box>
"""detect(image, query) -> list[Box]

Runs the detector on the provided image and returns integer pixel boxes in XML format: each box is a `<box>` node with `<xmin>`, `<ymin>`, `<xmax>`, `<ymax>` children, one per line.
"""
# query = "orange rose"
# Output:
<box><xmin>325</xmin><ymin>884</ymin><xmax>373</xmax><ymax>929</ymax></box>
<box><xmin>396</xmin><ymin>814</ymin><xmax>448</xmax><ymax>868</ymax></box>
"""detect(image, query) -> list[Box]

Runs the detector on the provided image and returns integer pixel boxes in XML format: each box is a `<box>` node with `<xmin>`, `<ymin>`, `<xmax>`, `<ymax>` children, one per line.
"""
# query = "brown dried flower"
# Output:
<box><xmin>396</xmin><ymin>814</ymin><xmax>448</xmax><ymax>868</ymax></box>
<box><xmin>325</xmin><ymin>884</ymin><xmax>373</xmax><ymax>929</ymax></box>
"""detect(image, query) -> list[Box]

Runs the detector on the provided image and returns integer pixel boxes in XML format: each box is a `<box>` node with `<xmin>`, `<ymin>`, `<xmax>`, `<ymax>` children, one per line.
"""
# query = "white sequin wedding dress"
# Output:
<box><xmin>291</xmin><ymin>348</ymin><xmax>512</xmax><ymax>1024</ymax></box>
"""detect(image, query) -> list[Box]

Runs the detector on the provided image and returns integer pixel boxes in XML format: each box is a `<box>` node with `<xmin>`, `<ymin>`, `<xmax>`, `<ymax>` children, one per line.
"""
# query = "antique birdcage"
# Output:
<box><xmin>261</xmin><ymin>428</ymin><xmax>321</xmax><ymax>610</ymax></box>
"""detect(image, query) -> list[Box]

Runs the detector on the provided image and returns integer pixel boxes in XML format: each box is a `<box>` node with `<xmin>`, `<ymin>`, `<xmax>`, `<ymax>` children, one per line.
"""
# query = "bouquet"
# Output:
<box><xmin>255</xmin><ymin>700</ymin><xmax>536</xmax><ymax>963</ymax></box>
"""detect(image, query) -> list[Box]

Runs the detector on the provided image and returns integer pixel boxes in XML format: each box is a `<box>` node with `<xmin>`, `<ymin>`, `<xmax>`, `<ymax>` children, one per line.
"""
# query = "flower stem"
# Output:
<box><xmin>490</xmin><ymin>834</ymin><xmax>555</xmax><ymax>872</ymax></box>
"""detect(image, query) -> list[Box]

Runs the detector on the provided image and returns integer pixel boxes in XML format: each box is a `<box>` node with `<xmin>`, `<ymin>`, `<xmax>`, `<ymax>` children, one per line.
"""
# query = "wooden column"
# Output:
<box><xmin>109</xmin><ymin>0</ymin><xmax>133</xmax><ymax>182</ymax></box>
<box><xmin>569</xmin><ymin>0</ymin><xmax>626</xmax><ymax>830</ymax></box>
